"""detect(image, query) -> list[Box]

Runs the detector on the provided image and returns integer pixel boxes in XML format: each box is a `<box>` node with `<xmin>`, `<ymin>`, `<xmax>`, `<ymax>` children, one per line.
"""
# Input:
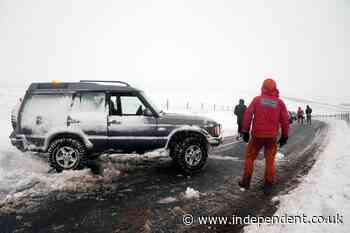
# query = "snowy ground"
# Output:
<box><xmin>245</xmin><ymin>119</ymin><xmax>350</xmax><ymax>233</ymax></box>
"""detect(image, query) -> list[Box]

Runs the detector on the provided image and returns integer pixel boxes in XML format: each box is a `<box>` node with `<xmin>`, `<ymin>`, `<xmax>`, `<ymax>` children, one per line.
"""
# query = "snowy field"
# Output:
<box><xmin>245</xmin><ymin>119</ymin><xmax>350</xmax><ymax>233</ymax></box>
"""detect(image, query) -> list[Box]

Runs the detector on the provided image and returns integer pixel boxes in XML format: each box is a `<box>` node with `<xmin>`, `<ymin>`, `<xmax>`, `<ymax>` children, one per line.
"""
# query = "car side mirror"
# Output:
<box><xmin>143</xmin><ymin>108</ymin><xmax>154</xmax><ymax>117</ymax></box>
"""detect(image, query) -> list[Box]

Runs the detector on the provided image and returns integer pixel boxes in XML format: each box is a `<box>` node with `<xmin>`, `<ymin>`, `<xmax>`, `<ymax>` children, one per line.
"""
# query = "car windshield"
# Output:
<box><xmin>140</xmin><ymin>92</ymin><xmax>162</xmax><ymax>114</ymax></box>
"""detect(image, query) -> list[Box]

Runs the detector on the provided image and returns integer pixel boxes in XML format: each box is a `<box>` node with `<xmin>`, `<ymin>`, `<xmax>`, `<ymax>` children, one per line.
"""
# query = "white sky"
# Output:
<box><xmin>0</xmin><ymin>0</ymin><xmax>349</xmax><ymax>104</ymax></box>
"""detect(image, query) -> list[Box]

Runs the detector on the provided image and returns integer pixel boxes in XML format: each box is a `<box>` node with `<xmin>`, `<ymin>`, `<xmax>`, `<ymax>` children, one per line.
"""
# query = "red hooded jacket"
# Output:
<box><xmin>242</xmin><ymin>79</ymin><xmax>290</xmax><ymax>138</ymax></box>
<box><xmin>297</xmin><ymin>107</ymin><xmax>304</xmax><ymax>118</ymax></box>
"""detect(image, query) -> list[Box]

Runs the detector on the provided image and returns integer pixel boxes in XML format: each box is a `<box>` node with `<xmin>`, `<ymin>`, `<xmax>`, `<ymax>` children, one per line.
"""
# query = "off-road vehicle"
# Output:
<box><xmin>10</xmin><ymin>81</ymin><xmax>222</xmax><ymax>174</ymax></box>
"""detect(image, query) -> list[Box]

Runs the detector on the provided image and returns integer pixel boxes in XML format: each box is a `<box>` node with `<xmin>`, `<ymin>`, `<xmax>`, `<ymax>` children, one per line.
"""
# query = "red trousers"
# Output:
<box><xmin>242</xmin><ymin>137</ymin><xmax>277</xmax><ymax>184</ymax></box>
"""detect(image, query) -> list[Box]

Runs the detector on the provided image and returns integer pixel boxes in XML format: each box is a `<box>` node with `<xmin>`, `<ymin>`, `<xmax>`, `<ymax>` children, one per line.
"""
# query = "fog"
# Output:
<box><xmin>0</xmin><ymin>0</ymin><xmax>349</xmax><ymax>104</ymax></box>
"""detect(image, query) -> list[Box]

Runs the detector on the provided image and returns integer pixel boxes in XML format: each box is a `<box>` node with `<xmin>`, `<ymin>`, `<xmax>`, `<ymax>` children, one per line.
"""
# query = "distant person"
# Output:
<box><xmin>234</xmin><ymin>99</ymin><xmax>247</xmax><ymax>140</ymax></box>
<box><xmin>239</xmin><ymin>79</ymin><xmax>290</xmax><ymax>195</ymax></box>
<box><xmin>305</xmin><ymin>105</ymin><xmax>312</xmax><ymax>125</ymax></box>
<box><xmin>297</xmin><ymin>107</ymin><xmax>304</xmax><ymax>125</ymax></box>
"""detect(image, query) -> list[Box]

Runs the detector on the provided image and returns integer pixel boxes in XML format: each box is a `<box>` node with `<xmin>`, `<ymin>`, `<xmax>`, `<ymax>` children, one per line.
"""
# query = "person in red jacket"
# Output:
<box><xmin>297</xmin><ymin>107</ymin><xmax>304</xmax><ymax>125</ymax></box>
<box><xmin>239</xmin><ymin>78</ymin><xmax>290</xmax><ymax>195</ymax></box>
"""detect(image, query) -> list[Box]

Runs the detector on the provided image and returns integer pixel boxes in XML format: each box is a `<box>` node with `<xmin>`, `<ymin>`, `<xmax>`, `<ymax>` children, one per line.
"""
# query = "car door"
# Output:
<box><xmin>68</xmin><ymin>92</ymin><xmax>108</xmax><ymax>151</ymax></box>
<box><xmin>107</xmin><ymin>93</ymin><xmax>159</xmax><ymax>151</ymax></box>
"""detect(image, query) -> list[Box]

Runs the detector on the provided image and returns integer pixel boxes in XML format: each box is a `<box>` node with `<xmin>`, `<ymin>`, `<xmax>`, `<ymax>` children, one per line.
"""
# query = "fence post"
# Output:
<box><xmin>166</xmin><ymin>99</ymin><xmax>169</xmax><ymax>110</ymax></box>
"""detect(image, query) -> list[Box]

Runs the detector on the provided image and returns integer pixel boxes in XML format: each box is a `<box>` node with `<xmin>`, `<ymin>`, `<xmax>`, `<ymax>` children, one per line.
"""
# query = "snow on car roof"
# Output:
<box><xmin>27</xmin><ymin>82</ymin><xmax>140</xmax><ymax>93</ymax></box>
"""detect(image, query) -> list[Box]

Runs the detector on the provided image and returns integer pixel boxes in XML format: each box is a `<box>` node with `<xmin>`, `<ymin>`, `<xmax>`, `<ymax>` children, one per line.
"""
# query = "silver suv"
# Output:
<box><xmin>10</xmin><ymin>81</ymin><xmax>222</xmax><ymax>174</ymax></box>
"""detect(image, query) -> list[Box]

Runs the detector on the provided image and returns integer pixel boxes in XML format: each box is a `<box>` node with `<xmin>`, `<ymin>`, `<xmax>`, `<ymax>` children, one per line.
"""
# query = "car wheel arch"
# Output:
<box><xmin>45</xmin><ymin>132</ymin><xmax>91</xmax><ymax>152</ymax></box>
<box><xmin>166</xmin><ymin>129</ymin><xmax>208</xmax><ymax>150</ymax></box>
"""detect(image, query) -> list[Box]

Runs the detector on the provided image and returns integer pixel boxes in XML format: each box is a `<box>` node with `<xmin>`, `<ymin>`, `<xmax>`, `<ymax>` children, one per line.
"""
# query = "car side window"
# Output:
<box><xmin>72</xmin><ymin>92</ymin><xmax>106</xmax><ymax>113</ymax></box>
<box><xmin>120</xmin><ymin>95</ymin><xmax>146</xmax><ymax>115</ymax></box>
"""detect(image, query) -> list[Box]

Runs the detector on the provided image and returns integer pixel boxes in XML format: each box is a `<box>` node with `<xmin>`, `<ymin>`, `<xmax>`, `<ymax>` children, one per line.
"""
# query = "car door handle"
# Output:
<box><xmin>67</xmin><ymin>116</ymin><xmax>80</xmax><ymax>124</ymax></box>
<box><xmin>108</xmin><ymin>120</ymin><xmax>122</xmax><ymax>125</ymax></box>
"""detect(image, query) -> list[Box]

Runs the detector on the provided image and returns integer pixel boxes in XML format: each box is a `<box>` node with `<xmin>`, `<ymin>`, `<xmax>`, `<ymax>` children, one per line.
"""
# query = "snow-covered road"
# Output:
<box><xmin>245</xmin><ymin>119</ymin><xmax>350</xmax><ymax>233</ymax></box>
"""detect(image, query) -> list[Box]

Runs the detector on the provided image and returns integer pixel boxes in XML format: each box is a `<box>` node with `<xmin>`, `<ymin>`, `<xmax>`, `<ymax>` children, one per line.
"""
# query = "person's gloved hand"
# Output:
<box><xmin>278</xmin><ymin>136</ymin><xmax>288</xmax><ymax>147</ymax></box>
<box><xmin>242</xmin><ymin>132</ymin><xmax>250</xmax><ymax>143</ymax></box>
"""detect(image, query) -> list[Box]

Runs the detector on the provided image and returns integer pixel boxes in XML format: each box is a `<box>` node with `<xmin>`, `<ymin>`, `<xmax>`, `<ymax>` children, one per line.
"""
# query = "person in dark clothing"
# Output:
<box><xmin>234</xmin><ymin>99</ymin><xmax>247</xmax><ymax>140</ymax></box>
<box><xmin>306</xmin><ymin>105</ymin><xmax>312</xmax><ymax>125</ymax></box>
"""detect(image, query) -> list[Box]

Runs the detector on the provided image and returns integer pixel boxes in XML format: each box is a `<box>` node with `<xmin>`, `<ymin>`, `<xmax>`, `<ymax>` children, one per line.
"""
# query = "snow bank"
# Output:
<box><xmin>245</xmin><ymin>119</ymin><xmax>350</xmax><ymax>233</ymax></box>
<box><xmin>0</xmin><ymin>149</ymin><xmax>121</xmax><ymax>205</ymax></box>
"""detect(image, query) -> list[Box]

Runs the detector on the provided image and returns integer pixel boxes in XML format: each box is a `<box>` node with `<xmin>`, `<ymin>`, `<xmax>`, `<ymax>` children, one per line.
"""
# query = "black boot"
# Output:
<box><xmin>263</xmin><ymin>182</ymin><xmax>274</xmax><ymax>195</ymax></box>
<box><xmin>238</xmin><ymin>177</ymin><xmax>251</xmax><ymax>190</ymax></box>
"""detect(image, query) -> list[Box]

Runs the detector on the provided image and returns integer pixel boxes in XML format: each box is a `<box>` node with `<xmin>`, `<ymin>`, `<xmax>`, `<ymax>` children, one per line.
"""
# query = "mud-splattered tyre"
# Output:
<box><xmin>171</xmin><ymin>136</ymin><xmax>208</xmax><ymax>175</ymax></box>
<box><xmin>48</xmin><ymin>138</ymin><xmax>86</xmax><ymax>172</ymax></box>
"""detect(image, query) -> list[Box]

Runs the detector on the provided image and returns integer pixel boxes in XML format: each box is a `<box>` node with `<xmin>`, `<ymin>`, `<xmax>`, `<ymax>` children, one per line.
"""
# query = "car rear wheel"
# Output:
<box><xmin>48</xmin><ymin>138</ymin><xmax>86</xmax><ymax>172</ymax></box>
<box><xmin>171</xmin><ymin>136</ymin><xmax>207</xmax><ymax>175</ymax></box>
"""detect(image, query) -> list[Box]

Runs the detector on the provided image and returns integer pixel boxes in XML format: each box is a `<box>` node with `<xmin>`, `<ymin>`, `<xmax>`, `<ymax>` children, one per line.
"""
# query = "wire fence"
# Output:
<box><xmin>158</xmin><ymin>99</ymin><xmax>350</xmax><ymax>126</ymax></box>
<box><xmin>159</xmin><ymin>99</ymin><xmax>235</xmax><ymax>113</ymax></box>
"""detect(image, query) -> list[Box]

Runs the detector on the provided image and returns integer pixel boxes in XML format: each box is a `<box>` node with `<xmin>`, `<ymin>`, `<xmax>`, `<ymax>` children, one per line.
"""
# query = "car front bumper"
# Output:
<box><xmin>208</xmin><ymin>135</ymin><xmax>223</xmax><ymax>147</ymax></box>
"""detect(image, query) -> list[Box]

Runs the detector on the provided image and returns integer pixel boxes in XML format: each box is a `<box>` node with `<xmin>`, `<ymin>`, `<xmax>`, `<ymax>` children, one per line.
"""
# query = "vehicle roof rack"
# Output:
<box><xmin>80</xmin><ymin>80</ymin><xmax>130</xmax><ymax>87</ymax></box>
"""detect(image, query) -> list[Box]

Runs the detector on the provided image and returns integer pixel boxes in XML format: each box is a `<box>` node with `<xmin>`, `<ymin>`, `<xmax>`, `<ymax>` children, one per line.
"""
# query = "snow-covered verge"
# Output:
<box><xmin>245</xmin><ymin>119</ymin><xmax>350</xmax><ymax>233</ymax></box>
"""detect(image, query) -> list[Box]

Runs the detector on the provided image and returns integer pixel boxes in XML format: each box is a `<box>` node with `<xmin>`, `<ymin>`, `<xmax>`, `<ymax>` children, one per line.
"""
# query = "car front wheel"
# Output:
<box><xmin>171</xmin><ymin>136</ymin><xmax>208</xmax><ymax>174</ymax></box>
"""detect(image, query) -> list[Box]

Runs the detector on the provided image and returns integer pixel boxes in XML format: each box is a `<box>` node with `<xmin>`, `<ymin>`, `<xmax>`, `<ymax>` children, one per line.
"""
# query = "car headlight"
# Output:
<box><xmin>209</xmin><ymin>125</ymin><xmax>221</xmax><ymax>137</ymax></box>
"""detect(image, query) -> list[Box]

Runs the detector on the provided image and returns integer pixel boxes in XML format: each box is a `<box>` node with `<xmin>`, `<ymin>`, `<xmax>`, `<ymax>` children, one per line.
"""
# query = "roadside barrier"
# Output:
<box><xmin>314</xmin><ymin>112</ymin><xmax>350</xmax><ymax>124</ymax></box>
